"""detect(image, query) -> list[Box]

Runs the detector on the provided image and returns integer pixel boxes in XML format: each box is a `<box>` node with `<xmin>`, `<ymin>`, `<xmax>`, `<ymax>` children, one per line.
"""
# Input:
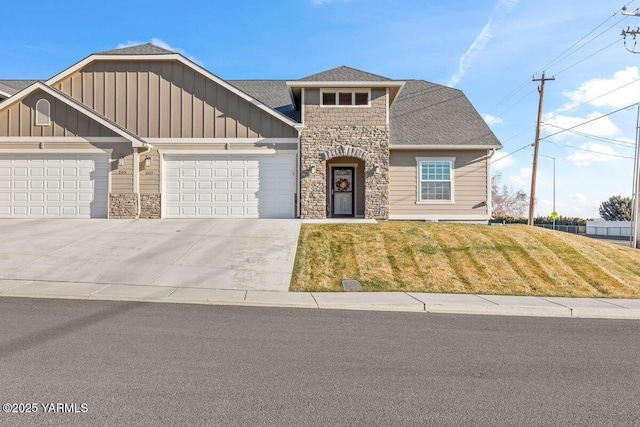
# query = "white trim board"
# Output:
<box><xmin>389</xmin><ymin>214</ymin><xmax>491</xmax><ymax>221</ymax></box>
<box><xmin>0</xmin><ymin>137</ymin><xmax>129</xmax><ymax>143</ymax></box>
<box><xmin>143</xmin><ymin>138</ymin><xmax>298</xmax><ymax>144</ymax></box>
<box><xmin>0</xmin><ymin>148</ymin><xmax>113</xmax><ymax>155</ymax></box>
<box><xmin>155</xmin><ymin>149</ymin><xmax>297</xmax><ymax>155</ymax></box>
<box><xmin>390</xmin><ymin>145</ymin><xmax>502</xmax><ymax>150</ymax></box>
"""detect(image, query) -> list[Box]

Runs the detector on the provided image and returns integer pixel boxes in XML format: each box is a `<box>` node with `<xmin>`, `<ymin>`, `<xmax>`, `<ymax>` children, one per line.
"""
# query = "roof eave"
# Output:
<box><xmin>286</xmin><ymin>81</ymin><xmax>405</xmax><ymax>88</ymax></box>
<box><xmin>389</xmin><ymin>144</ymin><xmax>503</xmax><ymax>150</ymax></box>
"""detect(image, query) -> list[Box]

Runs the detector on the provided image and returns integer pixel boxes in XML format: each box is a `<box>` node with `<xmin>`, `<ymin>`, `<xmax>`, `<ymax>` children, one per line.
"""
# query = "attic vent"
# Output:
<box><xmin>35</xmin><ymin>99</ymin><xmax>51</xmax><ymax>126</ymax></box>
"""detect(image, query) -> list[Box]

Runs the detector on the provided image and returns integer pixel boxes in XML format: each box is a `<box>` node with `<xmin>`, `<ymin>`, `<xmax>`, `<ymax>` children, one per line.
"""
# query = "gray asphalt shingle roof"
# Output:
<box><xmin>390</xmin><ymin>80</ymin><xmax>501</xmax><ymax>147</ymax></box>
<box><xmin>298</xmin><ymin>66</ymin><xmax>391</xmax><ymax>82</ymax></box>
<box><xmin>97</xmin><ymin>43</ymin><xmax>174</xmax><ymax>55</ymax></box>
<box><xmin>228</xmin><ymin>80</ymin><xmax>300</xmax><ymax>121</ymax></box>
<box><xmin>0</xmin><ymin>80</ymin><xmax>41</xmax><ymax>96</ymax></box>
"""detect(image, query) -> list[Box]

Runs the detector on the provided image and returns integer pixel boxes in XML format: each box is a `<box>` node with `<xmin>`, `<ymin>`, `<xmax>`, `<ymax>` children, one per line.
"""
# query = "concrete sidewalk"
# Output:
<box><xmin>1</xmin><ymin>279</ymin><xmax>640</xmax><ymax>319</ymax></box>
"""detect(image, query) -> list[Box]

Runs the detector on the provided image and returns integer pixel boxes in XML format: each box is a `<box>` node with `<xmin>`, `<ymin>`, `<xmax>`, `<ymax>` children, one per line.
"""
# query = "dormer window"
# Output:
<box><xmin>35</xmin><ymin>99</ymin><xmax>51</xmax><ymax>126</ymax></box>
<box><xmin>321</xmin><ymin>89</ymin><xmax>370</xmax><ymax>107</ymax></box>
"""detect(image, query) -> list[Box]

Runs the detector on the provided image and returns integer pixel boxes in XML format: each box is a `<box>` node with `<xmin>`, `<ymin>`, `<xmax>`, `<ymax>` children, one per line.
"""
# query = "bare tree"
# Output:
<box><xmin>599</xmin><ymin>195</ymin><xmax>632</xmax><ymax>221</ymax></box>
<box><xmin>491</xmin><ymin>171</ymin><xmax>528</xmax><ymax>218</ymax></box>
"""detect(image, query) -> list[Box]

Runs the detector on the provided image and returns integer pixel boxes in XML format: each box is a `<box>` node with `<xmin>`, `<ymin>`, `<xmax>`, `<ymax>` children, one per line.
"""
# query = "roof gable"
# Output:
<box><xmin>298</xmin><ymin>66</ymin><xmax>391</xmax><ymax>82</ymax></box>
<box><xmin>0</xmin><ymin>82</ymin><xmax>149</xmax><ymax>146</ymax></box>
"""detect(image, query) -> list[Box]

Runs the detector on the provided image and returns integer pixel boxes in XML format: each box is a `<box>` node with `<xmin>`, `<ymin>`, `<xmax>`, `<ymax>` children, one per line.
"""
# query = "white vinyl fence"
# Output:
<box><xmin>586</xmin><ymin>221</ymin><xmax>632</xmax><ymax>238</ymax></box>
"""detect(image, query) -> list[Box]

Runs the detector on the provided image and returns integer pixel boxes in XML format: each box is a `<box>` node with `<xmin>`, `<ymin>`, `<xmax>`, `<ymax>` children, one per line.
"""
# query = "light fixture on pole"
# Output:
<box><xmin>540</xmin><ymin>154</ymin><xmax>556</xmax><ymax>229</ymax></box>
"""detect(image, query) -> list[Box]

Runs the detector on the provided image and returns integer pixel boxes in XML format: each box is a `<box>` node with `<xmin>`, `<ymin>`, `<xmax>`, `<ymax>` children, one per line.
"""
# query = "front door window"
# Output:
<box><xmin>332</xmin><ymin>167</ymin><xmax>354</xmax><ymax>217</ymax></box>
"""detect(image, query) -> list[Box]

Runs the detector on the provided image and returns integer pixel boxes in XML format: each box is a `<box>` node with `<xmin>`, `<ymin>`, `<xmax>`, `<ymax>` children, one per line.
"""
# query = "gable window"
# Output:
<box><xmin>35</xmin><ymin>99</ymin><xmax>51</xmax><ymax>126</ymax></box>
<box><xmin>417</xmin><ymin>157</ymin><xmax>455</xmax><ymax>203</ymax></box>
<box><xmin>321</xmin><ymin>89</ymin><xmax>370</xmax><ymax>107</ymax></box>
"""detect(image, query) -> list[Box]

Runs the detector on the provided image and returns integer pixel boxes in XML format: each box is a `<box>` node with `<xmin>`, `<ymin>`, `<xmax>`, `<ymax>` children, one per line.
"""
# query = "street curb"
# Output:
<box><xmin>1</xmin><ymin>279</ymin><xmax>640</xmax><ymax>319</ymax></box>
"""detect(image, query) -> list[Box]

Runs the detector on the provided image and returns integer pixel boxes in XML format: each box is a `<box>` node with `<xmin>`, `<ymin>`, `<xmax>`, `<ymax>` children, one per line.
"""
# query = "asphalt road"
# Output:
<box><xmin>1</xmin><ymin>298</ymin><xmax>639</xmax><ymax>426</ymax></box>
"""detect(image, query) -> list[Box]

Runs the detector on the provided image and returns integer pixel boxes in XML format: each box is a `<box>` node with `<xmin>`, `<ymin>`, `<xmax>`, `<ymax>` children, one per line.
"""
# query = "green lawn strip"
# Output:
<box><xmin>477</xmin><ymin>227</ymin><xmax>557</xmax><ymax>295</ymax></box>
<box><xmin>354</xmin><ymin>224</ymin><xmax>397</xmax><ymax>291</ymax></box>
<box><xmin>501</xmin><ymin>226</ymin><xmax>598</xmax><ymax>297</ymax></box>
<box><xmin>416</xmin><ymin>225</ymin><xmax>468</xmax><ymax>293</ymax></box>
<box><xmin>429</xmin><ymin>225</ymin><xmax>494</xmax><ymax>292</ymax></box>
<box><xmin>290</xmin><ymin>225</ymin><xmax>341</xmax><ymax>291</ymax></box>
<box><xmin>536</xmin><ymin>231</ymin><xmax>629</xmax><ymax>297</ymax></box>
<box><xmin>378</xmin><ymin>222</ymin><xmax>430</xmax><ymax>291</ymax></box>
<box><xmin>546</xmin><ymin>233</ymin><xmax>640</xmax><ymax>297</ymax></box>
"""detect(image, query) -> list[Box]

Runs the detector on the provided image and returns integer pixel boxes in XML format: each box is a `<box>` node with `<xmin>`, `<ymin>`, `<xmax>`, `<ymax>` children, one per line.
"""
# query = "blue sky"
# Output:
<box><xmin>2</xmin><ymin>0</ymin><xmax>640</xmax><ymax>218</ymax></box>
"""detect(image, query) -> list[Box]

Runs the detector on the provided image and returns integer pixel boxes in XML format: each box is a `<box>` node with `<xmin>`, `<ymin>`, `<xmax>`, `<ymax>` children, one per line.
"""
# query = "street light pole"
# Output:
<box><xmin>540</xmin><ymin>154</ymin><xmax>556</xmax><ymax>230</ymax></box>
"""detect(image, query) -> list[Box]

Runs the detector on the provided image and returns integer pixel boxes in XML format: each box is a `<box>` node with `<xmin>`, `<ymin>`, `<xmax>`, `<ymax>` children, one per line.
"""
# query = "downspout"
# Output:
<box><xmin>136</xmin><ymin>142</ymin><xmax>153</xmax><ymax>217</ymax></box>
<box><xmin>487</xmin><ymin>149</ymin><xmax>497</xmax><ymax>219</ymax></box>
<box><xmin>295</xmin><ymin>125</ymin><xmax>304</xmax><ymax>218</ymax></box>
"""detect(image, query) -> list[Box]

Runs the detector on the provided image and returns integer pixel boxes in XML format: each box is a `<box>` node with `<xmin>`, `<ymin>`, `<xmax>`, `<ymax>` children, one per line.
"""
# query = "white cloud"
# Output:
<box><xmin>491</xmin><ymin>151</ymin><xmax>513</xmax><ymax>169</ymax></box>
<box><xmin>116</xmin><ymin>38</ymin><xmax>201</xmax><ymax>65</ymax></box>
<box><xmin>567</xmin><ymin>142</ymin><xmax>624</xmax><ymax>166</ymax></box>
<box><xmin>483</xmin><ymin>113</ymin><xmax>504</xmax><ymax>125</ymax></box>
<box><xmin>447</xmin><ymin>0</ymin><xmax>519</xmax><ymax>87</ymax></box>
<box><xmin>561</xmin><ymin>66</ymin><xmax>640</xmax><ymax>110</ymax></box>
<box><xmin>543</xmin><ymin>112</ymin><xmax>620</xmax><ymax>138</ymax></box>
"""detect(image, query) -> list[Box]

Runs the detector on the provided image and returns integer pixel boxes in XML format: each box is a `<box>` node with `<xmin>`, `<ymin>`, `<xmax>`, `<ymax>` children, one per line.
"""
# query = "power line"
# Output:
<box><xmin>546</xmin><ymin>140</ymin><xmax>634</xmax><ymax>159</ymax></box>
<box><xmin>553</xmin><ymin>38</ymin><xmax>622</xmax><ymax>76</ymax></box>
<box><xmin>556</xmin><ymin>75</ymin><xmax>640</xmax><ymax>114</ymax></box>
<box><xmin>490</xmin><ymin>143</ymin><xmax>532</xmax><ymax>164</ymax></box>
<box><xmin>541</xmin><ymin>102</ymin><xmax>639</xmax><ymax>140</ymax></box>
<box><xmin>543</xmin><ymin>123</ymin><xmax>635</xmax><ymax>147</ymax></box>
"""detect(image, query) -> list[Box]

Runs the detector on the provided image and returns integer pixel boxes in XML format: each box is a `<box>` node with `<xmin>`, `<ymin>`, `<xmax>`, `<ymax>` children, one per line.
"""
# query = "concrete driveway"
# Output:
<box><xmin>0</xmin><ymin>219</ymin><xmax>301</xmax><ymax>291</ymax></box>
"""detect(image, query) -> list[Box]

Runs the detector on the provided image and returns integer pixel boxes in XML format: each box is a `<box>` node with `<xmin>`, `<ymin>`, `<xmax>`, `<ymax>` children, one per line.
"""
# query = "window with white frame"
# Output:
<box><xmin>35</xmin><ymin>99</ymin><xmax>51</xmax><ymax>126</ymax></box>
<box><xmin>417</xmin><ymin>158</ymin><xmax>455</xmax><ymax>202</ymax></box>
<box><xmin>321</xmin><ymin>89</ymin><xmax>370</xmax><ymax>107</ymax></box>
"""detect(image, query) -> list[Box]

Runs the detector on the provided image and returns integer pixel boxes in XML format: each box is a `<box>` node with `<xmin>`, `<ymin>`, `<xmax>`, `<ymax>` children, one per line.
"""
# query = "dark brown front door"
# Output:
<box><xmin>332</xmin><ymin>167</ymin><xmax>354</xmax><ymax>217</ymax></box>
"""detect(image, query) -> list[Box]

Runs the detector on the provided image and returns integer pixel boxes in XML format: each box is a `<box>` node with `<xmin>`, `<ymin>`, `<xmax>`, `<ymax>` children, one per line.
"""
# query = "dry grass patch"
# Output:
<box><xmin>290</xmin><ymin>222</ymin><xmax>640</xmax><ymax>298</ymax></box>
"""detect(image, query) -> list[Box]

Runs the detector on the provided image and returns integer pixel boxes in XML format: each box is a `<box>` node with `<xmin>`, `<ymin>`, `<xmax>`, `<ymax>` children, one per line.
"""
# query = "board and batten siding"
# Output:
<box><xmin>389</xmin><ymin>150</ymin><xmax>489</xmax><ymax>218</ymax></box>
<box><xmin>55</xmin><ymin>60</ymin><xmax>297</xmax><ymax>139</ymax></box>
<box><xmin>0</xmin><ymin>91</ymin><xmax>118</xmax><ymax>138</ymax></box>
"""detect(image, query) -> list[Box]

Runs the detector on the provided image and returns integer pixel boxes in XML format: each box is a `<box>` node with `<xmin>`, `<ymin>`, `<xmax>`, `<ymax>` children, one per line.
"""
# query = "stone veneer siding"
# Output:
<box><xmin>109</xmin><ymin>193</ymin><xmax>138</xmax><ymax>219</ymax></box>
<box><xmin>300</xmin><ymin>126</ymin><xmax>390</xmax><ymax>219</ymax></box>
<box><xmin>140</xmin><ymin>194</ymin><xmax>161</xmax><ymax>219</ymax></box>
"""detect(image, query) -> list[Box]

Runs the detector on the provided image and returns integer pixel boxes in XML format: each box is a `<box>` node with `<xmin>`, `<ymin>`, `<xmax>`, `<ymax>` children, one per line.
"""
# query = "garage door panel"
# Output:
<box><xmin>0</xmin><ymin>154</ymin><xmax>108</xmax><ymax>218</ymax></box>
<box><xmin>164</xmin><ymin>154</ymin><xmax>294</xmax><ymax>218</ymax></box>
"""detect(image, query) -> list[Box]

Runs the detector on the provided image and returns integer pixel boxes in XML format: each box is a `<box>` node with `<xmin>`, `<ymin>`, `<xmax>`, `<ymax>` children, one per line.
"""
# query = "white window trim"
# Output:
<box><xmin>320</xmin><ymin>88</ymin><xmax>371</xmax><ymax>108</ymax></box>
<box><xmin>416</xmin><ymin>157</ymin><xmax>455</xmax><ymax>204</ymax></box>
<box><xmin>35</xmin><ymin>99</ymin><xmax>51</xmax><ymax>126</ymax></box>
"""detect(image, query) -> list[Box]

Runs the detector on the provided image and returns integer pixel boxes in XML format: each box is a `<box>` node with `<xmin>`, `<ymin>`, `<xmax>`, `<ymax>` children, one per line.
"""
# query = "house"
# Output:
<box><xmin>0</xmin><ymin>43</ymin><xmax>502</xmax><ymax>221</ymax></box>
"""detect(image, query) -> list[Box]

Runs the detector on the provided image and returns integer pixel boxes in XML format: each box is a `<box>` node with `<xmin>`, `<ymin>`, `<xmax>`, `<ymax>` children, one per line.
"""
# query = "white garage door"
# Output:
<box><xmin>164</xmin><ymin>154</ymin><xmax>295</xmax><ymax>218</ymax></box>
<box><xmin>0</xmin><ymin>154</ymin><xmax>109</xmax><ymax>218</ymax></box>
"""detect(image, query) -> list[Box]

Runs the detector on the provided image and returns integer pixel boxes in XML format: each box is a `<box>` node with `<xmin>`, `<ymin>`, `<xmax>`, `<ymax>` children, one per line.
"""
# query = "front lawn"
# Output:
<box><xmin>290</xmin><ymin>222</ymin><xmax>640</xmax><ymax>298</ymax></box>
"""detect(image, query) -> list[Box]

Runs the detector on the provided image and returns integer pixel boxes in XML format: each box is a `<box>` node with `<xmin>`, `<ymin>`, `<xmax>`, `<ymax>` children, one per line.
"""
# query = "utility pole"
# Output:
<box><xmin>528</xmin><ymin>71</ymin><xmax>555</xmax><ymax>226</ymax></box>
<box><xmin>620</xmin><ymin>6</ymin><xmax>640</xmax><ymax>247</ymax></box>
